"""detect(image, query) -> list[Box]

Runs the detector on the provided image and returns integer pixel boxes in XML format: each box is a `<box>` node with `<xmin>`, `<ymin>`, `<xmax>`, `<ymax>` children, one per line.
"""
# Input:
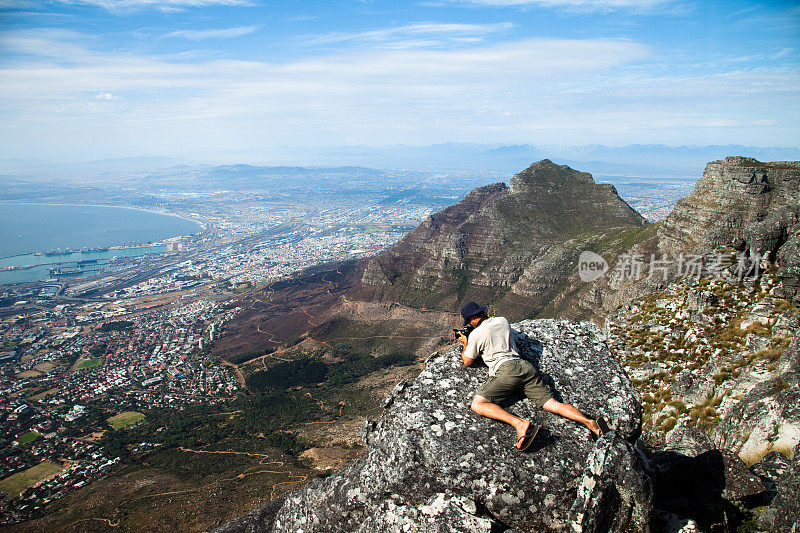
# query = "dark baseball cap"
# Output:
<box><xmin>460</xmin><ymin>302</ymin><xmax>487</xmax><ymax>325</ymax></box>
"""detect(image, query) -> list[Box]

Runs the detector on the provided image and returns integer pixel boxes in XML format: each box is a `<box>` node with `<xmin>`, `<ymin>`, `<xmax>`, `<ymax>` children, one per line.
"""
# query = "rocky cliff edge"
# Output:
<box><xmin>216</xmin><ymin>319</ymin><xmax>649</xmax><ymax>532</ymax></box>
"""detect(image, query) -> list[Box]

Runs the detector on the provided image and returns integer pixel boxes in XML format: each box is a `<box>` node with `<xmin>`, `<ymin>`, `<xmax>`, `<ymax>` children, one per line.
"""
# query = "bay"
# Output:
<box><xmin>0</xmin><ymin>203</ymin><xmax>202</xmax><ymax>258</ymax></box>
<box><xmin>0</xmin><ymin>203</ymin><xmax>202</xmax><ymax>285</ymax></box>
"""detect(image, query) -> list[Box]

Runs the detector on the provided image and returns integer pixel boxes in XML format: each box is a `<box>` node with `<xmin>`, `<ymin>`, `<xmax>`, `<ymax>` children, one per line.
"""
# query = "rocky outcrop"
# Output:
<box><xmin>216</xmin><ymin>319</ymin><xmax>647</xmax><ymax>532</ymax></box>
<box><xmin>357</xmin><ymin>160</ymin><xmax>646</xmax><ymax>318</ymax></box>
<box><xmin>758</xmin><ymin>443</ymin><xmax>800</xmax><ymax>532</ymax></box>
<box><xmin>658</xmin><ymin>157</ymin><xmax>800</xmax><ymax>258</ymax></box>
<box><xmin>605</xmin><ymin>273</ymin><xmax>799</xmax><ymax>454</ymax></box>
<box><xmin>663</xmin><ymin>426</ymin><xmax>715</xmax><ymax>457</ymax></box>
<box><xmin>217</xmin><ymin>317</ymin><xmax>784</xmax><ymax>532</ymax></box>
<box><xmin>776</xmin><ymin>231</ymin><xmax>800</xmax><ymax>306</ymax></box>
<box><xmin>568</xmin><ymin>436</ymin><xmax>654</xmax><ymax>532</ymax></box>
<box><xmin>714</xmin><ymin>333</ymin><xmax>800</xmax><ymax>461</ymax></box>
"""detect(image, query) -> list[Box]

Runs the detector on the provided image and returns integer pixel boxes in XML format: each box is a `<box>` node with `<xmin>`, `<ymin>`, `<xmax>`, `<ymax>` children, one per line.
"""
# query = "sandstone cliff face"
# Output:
<box><xmin>658</xmin><ymin>157</ymin><xmax>800</xmax><ymax>258</ymax></box>
<box><xmin>358</xmin><ymin>160</ymin><xmax>646</xmax><ymax>318</ymax></box>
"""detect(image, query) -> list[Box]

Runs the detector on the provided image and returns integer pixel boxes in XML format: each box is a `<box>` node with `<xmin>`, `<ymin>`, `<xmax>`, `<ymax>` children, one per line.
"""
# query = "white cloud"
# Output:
<box><xmin>51</xmin><ymin>0</ymin><xmax>255</xmax><ymax>11</ymax></box>
<box><xmin>95</xmin><ymin>92</ymin><xmax>117</xmax><ymax>100</ymax></box>
<box><xmin>301</xmin><ymin>22</ymin><xmax>515</xmax><ymax>49</ymax></box>
<box><xmin>771</xmin><ymin>47</ymin><xmax>796</xmax><ymax>60</ymax></box>
<box><xmin>167</xmin><ymin>26</ymin><xmax>258</xmax><ymax>40</ymax></box>
<box><xmin>444</xmin><ymin>0</ymin><xmax>670</xmax><ymax>10</ymax></box>
<box><xmin>0</xmin><ymin>1</ymin><xmax>39</xmax><ymax>8</ymax></box>
<box><xmin>0</xmin><ymin>28</ymin><xmax>93</xmax><ymax>59</ymax></box>
<box><xmin>0</xmin><ymin>27</ymin><xmax>797</xmax><ymax>157</ymax></box>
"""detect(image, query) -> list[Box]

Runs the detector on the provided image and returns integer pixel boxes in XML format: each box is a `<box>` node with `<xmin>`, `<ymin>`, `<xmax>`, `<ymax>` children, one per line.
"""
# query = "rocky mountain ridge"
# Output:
<box><xmin>515</xmin><ymin>157</ymin><xmax>800</xmax><ymax>323</ymax></box>
<box><xmin>658</xmin><ymin>157</ymin><xmax>799</xmax><ymax>260</ymax></box>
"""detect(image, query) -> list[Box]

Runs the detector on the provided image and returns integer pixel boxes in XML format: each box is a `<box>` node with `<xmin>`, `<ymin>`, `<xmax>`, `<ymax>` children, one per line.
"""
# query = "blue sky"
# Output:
<box><xmin>0</xmin><ymin>0</ymin><xmax>798</xmax><ymax>161</ymax></box>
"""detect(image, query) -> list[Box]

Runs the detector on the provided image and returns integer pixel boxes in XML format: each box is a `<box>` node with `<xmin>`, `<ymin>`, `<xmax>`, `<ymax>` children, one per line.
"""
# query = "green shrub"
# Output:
<box><xmin>100</xmin><ymin>320</ymin><xmax>134</xmax><ymax>332</ymax></box>
<box><xmin>246</xmin><ymin>358</ymin><xmax>328</xmax><ymax>390</ymax></box>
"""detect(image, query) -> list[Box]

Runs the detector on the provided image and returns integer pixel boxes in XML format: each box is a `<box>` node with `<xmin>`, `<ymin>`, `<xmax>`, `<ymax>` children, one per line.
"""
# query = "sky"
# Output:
<box><xmin>0</xmin><ymin>0</ymin><xmax>798</xmax><ymax>162</ymax></box>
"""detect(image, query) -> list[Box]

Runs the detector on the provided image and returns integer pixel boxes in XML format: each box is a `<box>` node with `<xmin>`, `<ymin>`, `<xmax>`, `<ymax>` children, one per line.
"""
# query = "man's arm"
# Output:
<box><xmin>458</xmin><ymin>333</ymin><xmax>476</xmax><ymax>366</ymax></box>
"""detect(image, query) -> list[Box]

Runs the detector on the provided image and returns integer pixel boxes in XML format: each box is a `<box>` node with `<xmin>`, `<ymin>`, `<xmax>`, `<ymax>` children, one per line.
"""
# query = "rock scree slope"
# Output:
<box><xmin>215</xmin><ymin>319</ymin><xmax>648</xmax><ymax>532</ymax></box>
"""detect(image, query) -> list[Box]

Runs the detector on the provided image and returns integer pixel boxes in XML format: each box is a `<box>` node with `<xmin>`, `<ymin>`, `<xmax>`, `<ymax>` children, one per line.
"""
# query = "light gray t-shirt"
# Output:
<box><xmin>463</xmin><ymin>316</ymin><xmax>520</xmax><ymax>376</ymax></box>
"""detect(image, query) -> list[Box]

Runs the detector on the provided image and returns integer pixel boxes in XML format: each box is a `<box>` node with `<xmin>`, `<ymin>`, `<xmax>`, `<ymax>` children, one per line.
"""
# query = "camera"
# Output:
<box><xmin>453</xmin><ymin>324</ymin><xmax>474</xmax><ymax>339</ymax></box>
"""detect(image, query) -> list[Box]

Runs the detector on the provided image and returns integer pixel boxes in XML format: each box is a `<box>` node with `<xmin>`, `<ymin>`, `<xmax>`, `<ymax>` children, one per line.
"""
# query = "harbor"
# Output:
<box><xmin>0</xmin><ymin>245</ymin><xmax>167</xmax><ymax>285</ymax></box>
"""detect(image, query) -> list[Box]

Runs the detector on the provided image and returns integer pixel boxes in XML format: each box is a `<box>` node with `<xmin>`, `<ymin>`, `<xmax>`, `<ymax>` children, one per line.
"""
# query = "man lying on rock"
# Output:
<box><xmin>456</xmin><ymin>302</ymin><xmax>608</xmax><ymax>451</ymax></box>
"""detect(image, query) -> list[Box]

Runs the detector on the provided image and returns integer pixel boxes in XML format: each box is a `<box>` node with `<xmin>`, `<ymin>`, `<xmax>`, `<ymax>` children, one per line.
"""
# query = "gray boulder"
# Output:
<box><xmin>751</xmin><ymin>451</ymin><xmax>792</xmax><ymax>485</ymax></box>
<box><xmin>568</xmin><ymin>434</ymin><xmax>654</xmax><ymax>532</ymax></box>
<box><xmin>664</xmin><ymin>426</ymin><xmax>715</xmax><ymax>458</ymax></box>
<box><xmin>714</xmin><ymin>333</ymin><xmax>800</xmax><ymax>461</ymax></box>
<box><xmin>759</xmin><ymin>443</ymin><xmax>800</xmax><ymax>532</ymax></box>
<box><xmin>217</xmin><ymin>319</ymin><xmax>645</xmax><ymax>532</ymax></box>
<box><xmin>751</xmin><ymin>450</ymin><xmax>792</xmax><ymax>500</ymax></box>
<box><xmin>776</xmin><ymin>233</ymin><xmax>800</xmax><ymax>306</ymax></box>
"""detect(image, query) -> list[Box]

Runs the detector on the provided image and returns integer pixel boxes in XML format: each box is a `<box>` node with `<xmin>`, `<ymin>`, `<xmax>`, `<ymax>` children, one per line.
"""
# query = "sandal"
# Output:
<box><xmin>597</xmin><ymin>417</ymin><xmax>610</xmax><ymax>436</ymax></box>
<box><xmin>515</xmin><ymin>424</ymin><xmax>539</xmax><ymax>452</ymax></box>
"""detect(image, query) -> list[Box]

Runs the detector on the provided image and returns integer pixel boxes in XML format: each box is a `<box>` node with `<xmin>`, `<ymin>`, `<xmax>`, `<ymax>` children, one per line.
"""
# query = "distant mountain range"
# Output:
<box><xmin>3</xmin><ymin>144</ymin><xmax>800</xmax><ymax>180</ymax></box>
<box><xmin>208</xmin><ymin>143</ymin><xmax>800</xmax><ymax>177</ymax></box>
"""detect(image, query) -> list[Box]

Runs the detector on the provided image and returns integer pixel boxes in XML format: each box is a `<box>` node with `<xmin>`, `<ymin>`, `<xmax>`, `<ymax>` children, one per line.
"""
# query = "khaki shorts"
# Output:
<box><xmin>475</xmin><ymin>358</ymin><xmax>552</xmax><ymax>407</ymax></box>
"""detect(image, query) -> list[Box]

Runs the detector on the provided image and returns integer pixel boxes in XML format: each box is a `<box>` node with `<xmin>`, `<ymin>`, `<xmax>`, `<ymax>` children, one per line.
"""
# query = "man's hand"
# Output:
<box><xmin>456</xmin><ymin>331</ymin><xmax>468</xmax><ymax>347</ymax></box>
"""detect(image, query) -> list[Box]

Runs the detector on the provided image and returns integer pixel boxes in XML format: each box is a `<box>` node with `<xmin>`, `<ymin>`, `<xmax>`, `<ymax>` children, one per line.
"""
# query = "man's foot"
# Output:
<box><xmin>587</xmin><ymin>417</ymin><xmax>610</xmax><ymax>439</ymax></box>
<box><xmin>514</xmin><ymin>419</ymin><xmax>532</xmax><ymax>449</ymax></box>
<box><xmin>515</xmin><ymin>424</ymin><xmax>539</xmax><ymax>452</ymax></box>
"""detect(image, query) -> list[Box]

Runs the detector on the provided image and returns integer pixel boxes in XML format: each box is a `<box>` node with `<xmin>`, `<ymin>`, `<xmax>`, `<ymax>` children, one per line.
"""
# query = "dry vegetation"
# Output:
<box><xmin>606</xmin><ymin>263</ymin><xmax>797</xmax><ymax>443</ymax></box>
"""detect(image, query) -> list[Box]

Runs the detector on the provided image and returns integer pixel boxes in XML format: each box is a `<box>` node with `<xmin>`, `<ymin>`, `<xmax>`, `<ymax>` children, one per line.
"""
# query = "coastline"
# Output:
<box><xmin>0</xmin><ymin>201</ymin><xmax>206</xmax><ymax>231</ymax></box>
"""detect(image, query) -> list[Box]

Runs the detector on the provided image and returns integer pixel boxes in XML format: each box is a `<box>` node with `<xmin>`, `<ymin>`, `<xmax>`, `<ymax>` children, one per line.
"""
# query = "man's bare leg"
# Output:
<box><xmin>471</xmin><ymin>396</ymin><xmax>531</xmax><ymax>448</ymax></box>
<box><xmin>543</xmin><ymin>399</ymin><xmax>601</xmax><ymax>436</ymax></box>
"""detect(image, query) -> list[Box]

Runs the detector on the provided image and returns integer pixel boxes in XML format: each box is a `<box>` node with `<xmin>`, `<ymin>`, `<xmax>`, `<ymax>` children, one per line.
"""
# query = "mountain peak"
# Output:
<box><xmin>509</xmin><ymin>159</ymin><xmax>595</xmax><ymax>194</ymax></box>
<box><xmin>356</xmin><ymin>161</ymin><xmax>646</xmax><ymax>317</ymax></box>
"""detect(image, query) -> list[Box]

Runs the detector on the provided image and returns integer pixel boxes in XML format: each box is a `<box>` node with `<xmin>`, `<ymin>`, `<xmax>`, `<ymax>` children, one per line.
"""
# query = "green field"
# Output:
<box><xmin>16</xmin><ymin>430</ymin><xmax>42</xmax><ymax>444</ymax></box>
<box><xmin>76</xmin><ymin>357</ymin><xmax>104</xmax><ymax>369</ymax></box>
<box><xmin>107</xmin><ymin>411</ymin><xmax>145</xmax><ymax>430</ymax></box>
<box><xmin>0</xmin><ymin>461</ymin><xmax>65</xmax><ymax>498</ymax></box>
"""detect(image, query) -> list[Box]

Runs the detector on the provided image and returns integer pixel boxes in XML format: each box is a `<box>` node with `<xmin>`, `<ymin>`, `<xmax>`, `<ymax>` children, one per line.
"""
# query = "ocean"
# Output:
<box><xmin>0</xmin><ymin>203</ymin><xmax>202</xmax><ymax>285</ymax></box>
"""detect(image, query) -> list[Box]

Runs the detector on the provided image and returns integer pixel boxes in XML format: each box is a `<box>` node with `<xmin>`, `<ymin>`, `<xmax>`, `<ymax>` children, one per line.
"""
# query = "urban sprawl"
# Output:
<box><xmin>0</xmin><ymin>197</ymin><xmax>432</xmax><ymax>524</ymax></box>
